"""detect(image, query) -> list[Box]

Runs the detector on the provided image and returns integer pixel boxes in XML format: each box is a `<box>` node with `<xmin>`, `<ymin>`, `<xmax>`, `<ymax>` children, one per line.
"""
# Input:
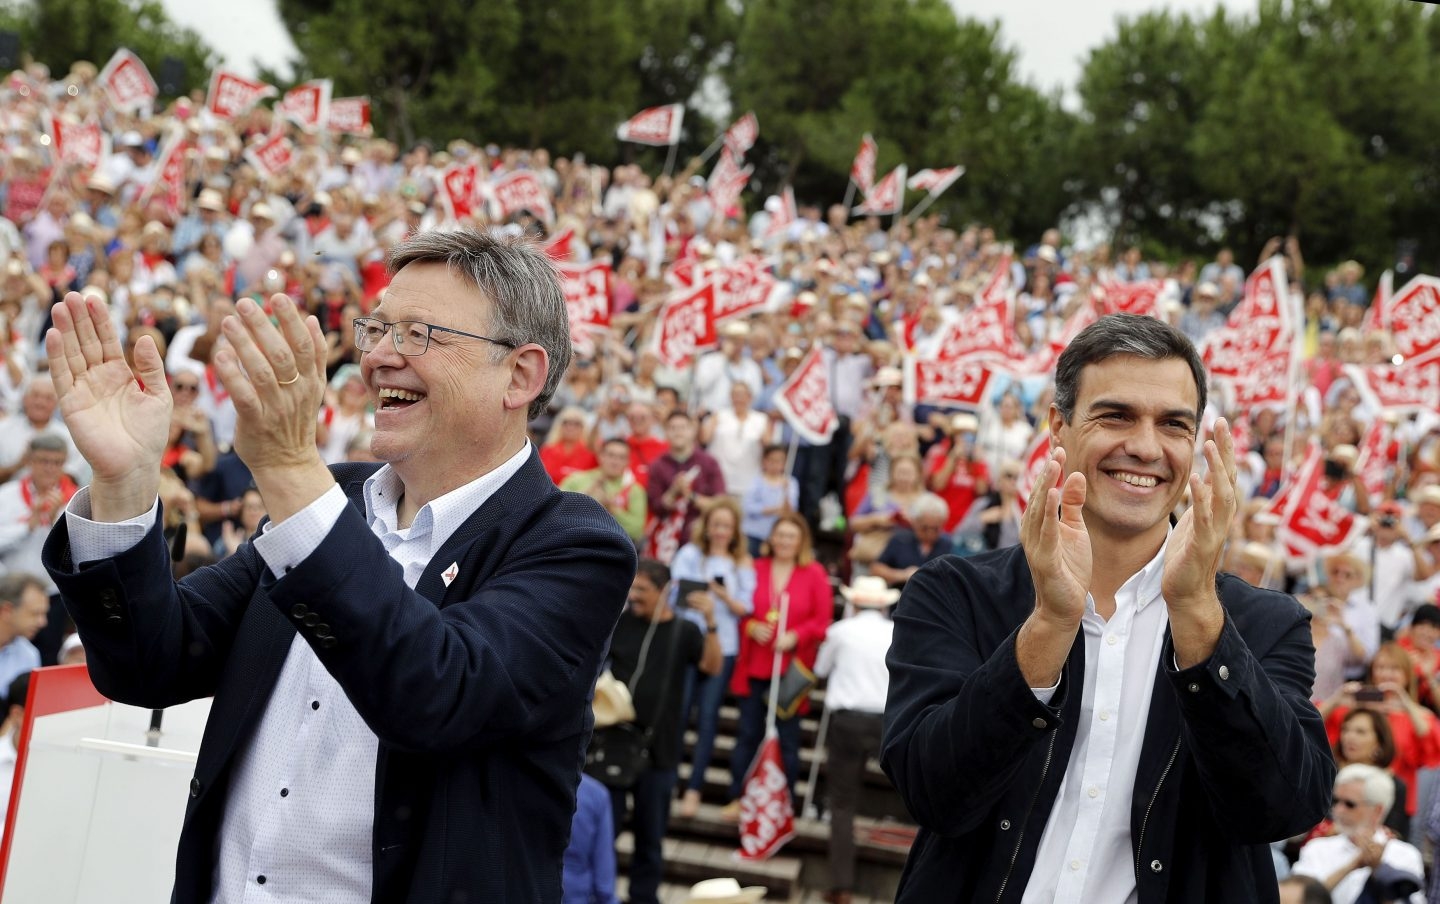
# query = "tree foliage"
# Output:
<box><xmin>0</xmin><ymin>0</ymin><xmax>214</xmax><ymax>96</ymax></box>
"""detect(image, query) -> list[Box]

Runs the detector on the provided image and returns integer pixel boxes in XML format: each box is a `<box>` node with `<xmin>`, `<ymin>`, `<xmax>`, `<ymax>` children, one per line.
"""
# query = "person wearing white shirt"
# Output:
<box><xmin>1292</xmin><ymin>763</ymin><xmax>1425</xmax><ymax>904</ymax></box>
<box><xmin>814</xmin><ymin>575</ymin><xmax>897</xmax><ymax>904</ymax></box>
<box><xmin>882</xmin><ymin>314</ymin><xmax>1332</xmax><ymax>903</ymax></box>
<box><xmin>39</xmin><ymin>231</ymin><xmax>634</xmax><ymax>903</ymax></box>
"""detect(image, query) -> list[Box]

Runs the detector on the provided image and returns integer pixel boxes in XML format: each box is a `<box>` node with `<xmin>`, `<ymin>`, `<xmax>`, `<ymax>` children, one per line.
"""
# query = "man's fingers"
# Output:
<box><xmin>85</xmin><ymin>292</ymin><xmax>125</xmax><ymax>363</ymax></box>
<box><xmin>212</xmin><ymin>346</ymin><xmax>259</xmax><ymax>412</ymax></box>
<box><xmin>271</xmin><ymin>295</ymin><xmax>316</xmax><ymax>378</ymax></box>
<box><xmin>1058</xmin><ymin>471</ymin><xmax>1087</xmax><ymax>526</ymax></box>
<box><xmin>44</xmin><ymin>327</ymin><xmax>74</xmax><ymax>399</ymax></box>
<box><xmin>132</xmin><ymin>335</ymin><xmax>169</xmax><ymax>400</ymax></box>
<box><xmin>230</xmin><ymin>297</ymin><xmax>297</xmax><ymax>384</ymax></box>
<box><xmin>53</xmin><ymin>298</ymin><xmax>91</xmax><ymax>385</ymax></box>
<box><xmin>306</xmin><ymin>315</ymin><xmax>327</xmax><ymax>376</ymax></box>
<box><xmin>68</xmin><ymin>292</ymin><xmax>106</xmax><ymax>369</ymax></box>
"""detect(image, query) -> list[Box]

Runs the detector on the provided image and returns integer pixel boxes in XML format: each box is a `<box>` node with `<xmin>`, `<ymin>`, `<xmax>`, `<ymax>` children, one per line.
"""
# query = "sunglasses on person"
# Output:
<box><xmin>172</xmin><ymin>382</ymin><xmax>200</xmax><ymax>393</ymax></box>
<box><xmin>1332</xmin><ymin>795</ymin><xmax>1365</xmax><ymax>810</ymax></box>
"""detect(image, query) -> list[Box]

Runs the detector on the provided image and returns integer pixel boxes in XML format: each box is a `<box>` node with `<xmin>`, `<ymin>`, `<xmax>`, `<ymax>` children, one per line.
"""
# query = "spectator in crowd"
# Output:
<box><xmin>1292</xmin><ymin>764</ymin><xmax>1424</xmax><ymax>904</ymax></box>
<box><xmin>693</xmin><ymin>321</ymin><xmax>762</xmax><ymax>417</ymax></box>
<box><xmin>1306</xmin><ymin>550</ymin><xmax>1381</xmax><ymax>681</ymax></box>
<box><xmin>1199</xmin><ymin>247</ymin><xmax>1246</xmax><ymax>293</ymax></box>
<box><xmin>562</xmin><ymin>772</ymin><xmax>619</xmax><ymax>904</ymax></box>
<box><xmin>726</xmin><ymin>512</ymin><xmax>832</xmax><ymax>810</ymax></box>
<box><xmin>647</xmin><ymin>410</ymin><xmax>725</xmax><ymax>561</ymax></box>
<box><xmin>42</xmin><ymin>230</ymin><xmax>635</xmax><ymax>902</ymax></box>
<box><xmin>669</xmin><ymin>497</ymin><xmax>755</xmax><ymax>818</ymax></box>
<box><xmin>883</xmin><ymin>315</ymin><xmax>1332</xmax><ymax>902</ymax></box>
<box><xmin>974</xmin><ymin>390</ymin><xmax>1034</xmax><ymax>473</ymax></box>
<box><xmin>1320</xmin><ymin>644</ymin><xmax>1440</xmax><ymax>823</ymax></box>
<box><xmin>605</xmin><ymin>558</ymin><xmax>719</xmax><ymax>904</ymax></box>
<box><xmin>0</xmin><ymin>377</ymin><xmax>83</xmax><ymax>484</ymax></box>
<box><xmin>0</xmin><ymin>574</ymin><xmax>47</xmax><ymax>690</ymax></box>
<box><xmin>847</xmin><ymin>452</ymin><xmax>925</xmax><ymax>570</ymax></box>
<box><xmin>953</xmin><ymin>459</ymin><xmax>1024</xmax><ymax>555</ymax></box>
<box><xmin>217</xmin><ymin>485</ymin><xmax>267</xmax><ymax>559</ymax></box>
<box><xmin>1179</xmin><ymin>281</ymin><xmax>1227</xmax><ymax>344</ymax></box>
<box><xmin>702</xmin><ymin>381</ymin><xmax>771</xmax><ymax>499</ymax></box>
<box><xmin>562</xmin><ymin>438</ymin><xmax>648</xmax><ymax>545</ymax></box>
<box><xmin>870</xmin><ymin>493</ymin><xmax>953</xmax><ymax>589</ymax></box>
<box><xmin>315</xmin><ymin>364</ymin><xmax>373</xmax><ymax>466</ymax></box>
<box><xmin>1327</xmin><ymin>709</ymin><xmax>1409</xmax><ymax>838</ymax></box>
<box><xmin>1397</xmin><ymin>604</ymin><xmax>1440</xmax><ymax>712</ymax></box>
<box><xmin>541</xmin><ymin>405</ymin><xmax>599</xmax><ymax>485</ymax></box>
<box><xmin>1351</xmin><ymin>501</ymin><xmax>1425</xmax><ymax>636</ymax></box>
<box><xmin>924</xmin><ymin>413</ymin><xmax>989</xmax><ymax>533</ymax></box>
<box><xmin>741</xmin><ymin>444</ymin><xmax>798</xmax><ymax>558</ymax></box>
<box><xmin>814</xmin><ymin>575</ymin><xmax>898</xmax><ymax>904</ymax></box>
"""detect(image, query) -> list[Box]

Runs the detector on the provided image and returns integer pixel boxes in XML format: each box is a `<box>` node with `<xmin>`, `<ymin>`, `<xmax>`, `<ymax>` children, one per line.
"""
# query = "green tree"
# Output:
<box><xmin>0</xmin><ymin>0</ymin><xmax>214</xmax><ymax>96</ymax></box>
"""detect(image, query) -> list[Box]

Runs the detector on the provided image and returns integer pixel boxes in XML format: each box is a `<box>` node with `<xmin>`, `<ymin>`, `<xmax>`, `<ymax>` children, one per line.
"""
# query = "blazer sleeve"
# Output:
<box><xmin>1162</xmin><ymin>580</ymin><xmax>1337</xmax><ymax>842</ymax></box>
<box><xmin>881</xmin><ymin>554</ymin><xmax>1066</xmax><ymax>836</ymax></box>
<box><xmin>264</xmin><ymin>493</ymin><xmax>635</xmax><ymax>754</ymax></box>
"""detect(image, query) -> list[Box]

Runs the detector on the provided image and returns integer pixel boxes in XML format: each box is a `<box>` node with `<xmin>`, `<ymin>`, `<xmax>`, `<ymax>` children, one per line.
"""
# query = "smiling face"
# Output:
<box><xmin>1050</xmin><ymin>355</ymin><xmax>1198</xmax><ymax>551</ymax></box>
<box><xmin>361</xmin><ymin>262</ymin><xmax>520</xmax><ymax>490</ymax></box>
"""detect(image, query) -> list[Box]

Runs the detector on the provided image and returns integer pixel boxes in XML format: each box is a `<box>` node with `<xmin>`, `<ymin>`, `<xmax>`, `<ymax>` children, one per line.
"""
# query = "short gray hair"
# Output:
<box><xmin>29</xmin><ymin>432</ymin><xmax>67</xmax><ymax>454</ymax></box>
<box><xmin>0</xmin><ymin>572</ymin><xmax>44</xmax><ymax>608</ymax></box>
<box><xmin>389</xmin><ymin>229</ymin><xmax>572</xmax><ymax>420</ymax></box>
<box><xmin>910</xmin><ymin>492</ymin><xmax>951</xmax><ymax>525</ymax></box>
<box><xmin>1336</xmin><ymin>762</ymin><xmax>1395</xmax><ymax>818</ymax></box>
<box><xmin>1053</xmin><ymin>313</ymin><xmax>1207</xmax><ymax>423</ymax></box>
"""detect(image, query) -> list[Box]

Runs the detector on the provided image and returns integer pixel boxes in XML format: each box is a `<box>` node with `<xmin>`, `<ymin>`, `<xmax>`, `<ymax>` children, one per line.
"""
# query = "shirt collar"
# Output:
<box><xmin>363</xmin><ymin>441</ymin><xmax>533</xmax><ymax>550</ymax></box>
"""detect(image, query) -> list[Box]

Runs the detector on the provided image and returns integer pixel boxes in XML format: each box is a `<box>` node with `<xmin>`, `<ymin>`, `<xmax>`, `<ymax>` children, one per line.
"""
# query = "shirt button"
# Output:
<box><xmin>189</xmin><ymin>778</ymin><xmax>201</xmax><ymax>798</ymax></box>
<box><xmin>1069</xmin><ymin>859</ymin><xmax>1081</xmax><ymax>871</ymax></box>
<box><xmin>1150</xmin><ymin>859</ymin><xmax>1163</xmax><ymax>873</ymax></box>
<box><xmin>1031</xmin><ymin>717</ymin><xmax>1047</xmax><ymax>729</ymax></box>
<box><xmin>1088</xmin><ymin>787</ymin><xmax>1099</xmax><ymax>799</ymax></box>
<box><xmin>256</xmin><ymin>875</ymin><xmax>266</xmax><ymax>885</ymax></box>
<box><xmin>1099</xmin><ymin>711</ymin><xmax>1110</xmax><ymax>721</ymax></box>
<box><xmin>1187</xmin><ymin>683</ymin><xmax>1200</xmax><ymax>693</ymax></box>
<box><xmin>311</xmin><ymin>700</ymin><xmax>320</xmax><ymax>711</ymax></box>
<box><xmin>1218</xmin><ymin>665</ymin><xmax>1230</xmax><ymax>681</ymax></box>
<box><xmin>280</xmin><ymin>788</ymin><xmax>289</xmax><ymax>798</ymax></box>
<box><xmin>999</xmin><ymin>819</ymin><xmax>1011</xmax><ymax>830</ymax></box>
<box><xmin>291</xmin><ymin>604</ymin><xmax>309</xmax><ymax>619</ymax></box>
<box><xmin>1106</xmin><ymin>635</ymin><xmax>1118</xmax><ymax>646</ymax></box>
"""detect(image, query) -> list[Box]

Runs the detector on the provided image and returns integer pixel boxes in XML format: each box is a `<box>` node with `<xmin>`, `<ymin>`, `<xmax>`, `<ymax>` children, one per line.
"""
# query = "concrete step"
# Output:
<box><xmin>615</xmin><ymin>830</ymin><xmax>803</xmax><ymax>900</ymax></box>
<box><xmin>668</xmin><ymin>801</ymin><xmax>914</xmax><ymax>869</ymax></box>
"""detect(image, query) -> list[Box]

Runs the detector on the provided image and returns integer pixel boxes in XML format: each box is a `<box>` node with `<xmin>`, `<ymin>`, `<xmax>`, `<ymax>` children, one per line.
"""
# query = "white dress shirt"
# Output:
<box><xmin>1292</xmin><ymin>830</ymin><xmax>1426</xmax><ymax>904</ymax></box>
<box><xmin>1023</xmin><ymin>539</ymin><xmax>1171</xmax><ymax>904</ymax></box>
<box><xmin>65</xmin><ymin>443</ymin><xmax>531</xmax><ymax>903</ymax></box>
<box><xmin>814</xmin><ymin>609</ymin><xmax>893</xmax><ymax>714</ymax></box>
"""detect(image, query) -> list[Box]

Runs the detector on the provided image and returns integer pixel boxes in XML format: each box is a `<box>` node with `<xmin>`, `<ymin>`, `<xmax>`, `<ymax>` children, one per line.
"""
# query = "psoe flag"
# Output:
<box><xmin>616</xmin><ymin>104</ymin><xmax>684</xmax><ymax>146</ymax></box>
<box><xmin>98</xmin><ymin>48</ymin><xmax>157</xmax><ymax>114</ymax></box>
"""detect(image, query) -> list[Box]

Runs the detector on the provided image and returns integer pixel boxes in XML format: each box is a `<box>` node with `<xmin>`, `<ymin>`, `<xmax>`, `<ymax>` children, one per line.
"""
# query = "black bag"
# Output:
<box><xmin>585</xmin><ymin>722</ymin><xmax>653</xmax><ymax>789</ymax></box>
<box><xmin>775</xmin><ymin>658</ymin><xmax>817</xmax><ymax>720</ymax></box>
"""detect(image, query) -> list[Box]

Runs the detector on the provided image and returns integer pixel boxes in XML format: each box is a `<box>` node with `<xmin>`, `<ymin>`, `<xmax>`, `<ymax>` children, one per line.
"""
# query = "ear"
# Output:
<box><xmin>1047</xmin><ymin>404</ymin><xmax>1066</xmax><ymax>450</ymax></box>
<box><xmin>503</xmin><ymin>345</ymin><xmax>549</xmax><ymax>414</ymax></box>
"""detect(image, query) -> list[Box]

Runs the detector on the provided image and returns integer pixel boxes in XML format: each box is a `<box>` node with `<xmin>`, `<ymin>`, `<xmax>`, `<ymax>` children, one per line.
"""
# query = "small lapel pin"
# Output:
<box><xmin>441</xmin><ymin>562</ymin><xmax>460</xmax><ymax>587</ymax></box>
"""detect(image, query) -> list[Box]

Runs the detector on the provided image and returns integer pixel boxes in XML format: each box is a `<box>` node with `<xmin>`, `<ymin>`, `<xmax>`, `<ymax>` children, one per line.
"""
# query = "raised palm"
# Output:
<box><xmin>47</xmin><ymin>294</ymin><xmax>171</xmax><ymax>494</ymax></box>
<box><xmin>1020</xmin><ymin>451</ymin><xmax>1092</xmax><ymax>624</ymax></box>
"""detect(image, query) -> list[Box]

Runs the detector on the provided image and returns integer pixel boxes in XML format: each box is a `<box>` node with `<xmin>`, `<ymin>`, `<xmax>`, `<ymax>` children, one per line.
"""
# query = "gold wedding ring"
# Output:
<box><xmin>277</xmin><ymin>374</ymin><xmax>300</xmax><ymax>386</ymax></box>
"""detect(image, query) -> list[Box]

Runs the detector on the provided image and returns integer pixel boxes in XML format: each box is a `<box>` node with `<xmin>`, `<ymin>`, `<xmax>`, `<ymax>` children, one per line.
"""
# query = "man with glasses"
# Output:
<box><xmin>39</xmin><ymin>229</ymin><xmax>636</xmax><ymax>903</ymax></box>
<box><xmin>1292</xmin><ymin>763</ymin><xmax>1424</xmax><ymax>904</ymax></box>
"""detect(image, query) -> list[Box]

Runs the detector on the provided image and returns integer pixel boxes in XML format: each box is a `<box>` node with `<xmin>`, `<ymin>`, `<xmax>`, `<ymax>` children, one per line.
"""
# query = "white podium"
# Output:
<box><xmin>0</xmin><ymin>664</ymin><xmax>211</xmax><ymax>904</ymax></box>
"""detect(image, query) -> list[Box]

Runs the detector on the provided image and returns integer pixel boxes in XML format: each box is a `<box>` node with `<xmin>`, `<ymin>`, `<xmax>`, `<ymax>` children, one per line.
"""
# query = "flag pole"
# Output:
<box><xmin>905</xmin><ymin>191</ymin><xmax>939</xmax><ymax>225</ymax></box>
<box><xmin>800</xmin><ymin>702</ymin><xmax>831</xmax><ymax>819</ymax></box>
<box><xmin>765</xmin><ymin>591</ymin><xmax>791</xmax><ymax>736</ymax></box>
<box><xmin>841</xmin><ymin>180</ymin><xmax>856</xmax><ymax>214</ymax></box>
<box><xmin>1264</xmin><ymin>280</ymin><xmax>1306</xmax><ymax>587</ymax></box>
<box><xmin>784</xmin><ymin>430</ymin><xmax>801</xmax><ymax>483</ymax></box>
<box><xmin>662</xmin><ymin>141</ymin><xmax>680</xmax><ymax>181</ymax></box>
<box><xmin>697</xmin><ymin>132</ymin><xmax>725</xmax><ymax>166</ymax></box>
<box><xmin>891</xmin><ymin>167</ymin><xmax>907</xmax><ymax>232</ymax></box>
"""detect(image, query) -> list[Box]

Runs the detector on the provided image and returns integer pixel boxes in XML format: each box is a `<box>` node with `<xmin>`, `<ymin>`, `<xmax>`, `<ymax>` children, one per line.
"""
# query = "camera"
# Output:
<box><xmin>1378</xmin><ymin>515</ymin><xmax>1398</xmax><ymax>528</ymax></box>
<box><xmin>1323</xmin><ymin>459</ymin><xmax>1347</xmax><ymax>480</ymax></box>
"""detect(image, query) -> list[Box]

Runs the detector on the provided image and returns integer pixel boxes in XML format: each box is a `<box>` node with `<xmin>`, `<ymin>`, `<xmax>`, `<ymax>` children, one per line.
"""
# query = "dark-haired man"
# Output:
<box><xmin>884</xmin><ymin>313</ymin><xmax>1332</xmax><ymax>903</ymax></box>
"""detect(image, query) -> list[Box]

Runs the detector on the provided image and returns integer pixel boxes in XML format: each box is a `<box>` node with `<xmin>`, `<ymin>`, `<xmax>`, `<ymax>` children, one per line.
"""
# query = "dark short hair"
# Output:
<box><xmin>1277</xmin><ymin>875</ymin><xmax>1331</xmax><ymax>904</ymax></box>
<box><xmin>388</xmin><ymin>229</ymin><xmax>571</xmax><ymax>420</ymax></box>
<box><xmin>600</xmin><ymin>437</ymin><xmax>630</xmax><ymax>454</ymax></box>
<box><xmin>1053</xmin><ymin>313</ymin><xmax>1207</xmax><ymax>423</ymax></box>
<box><xmin>635</xmin><ymin>557</ymin><xmax>671</xmax><ymax>589</ymax></box>
<box><xmin>1413</xmin><ymin>604</ymin><xmax>1440</xmax><ymax>629</ymax></box>
<box><xmin>665</xmin><ymin>409</ymin><xmax>694</xmax><ymax>425</ymax></box>
<box><xmin>0</xmin><ymin>573</ymin><xmax>44</xmax><ymax>609</ymax></box>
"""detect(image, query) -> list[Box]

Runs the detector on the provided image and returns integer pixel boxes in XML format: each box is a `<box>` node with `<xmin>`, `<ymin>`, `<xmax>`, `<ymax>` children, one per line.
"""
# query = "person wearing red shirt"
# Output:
<box><xmin>625</xmin><ymin>402</ymin><xmax>669</xmax><ymax>489</ymax></box>
<box><xmin>539</xmin><ymin>407</ymin><xmax>597</xmax><ymax>485</ymax></box>
<box><xmin>923</xmin><ymin>413</ymin><xmax>990</xmax><ymax>532</ymax></box>
<box><xmin>1399</xmin><ymin>604</ymin><xmax>1440</xmax><ymax>713</ymax></box>
<box><xmin>725</xmin><ymin>512</ymin><xmax>833</xmax><ymax>810</ymax></box>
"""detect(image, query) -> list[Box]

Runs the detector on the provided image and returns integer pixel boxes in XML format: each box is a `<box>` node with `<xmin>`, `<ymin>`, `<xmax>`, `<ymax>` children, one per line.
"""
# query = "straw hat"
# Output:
<box><xmin>951</xmin><ymin>413</ymin><xmax>980</xmax><ymax>434</ymax></box>
<box><xmin>840</xmin><ymin>575</ymin><xmax>901</xmax><ymax>609</ymax></box>
<box><xmin>870</xmin><ymin>367</ymin><xmax>903</xmax><ymax>388</ymax></box>
<box><xmin>591</xmin><ymin>671</ymin><xmax>635</xmax><ymax>729</ymax></box>
<box><xmin>682</xmin><ymin>878</ymin><xmax>766</xmax><ymax>903</ymax></box>
<box><xmin>1414</xmin><ymin>485</ymin><xmax>1440</xmax><ymax>508</ymax></box>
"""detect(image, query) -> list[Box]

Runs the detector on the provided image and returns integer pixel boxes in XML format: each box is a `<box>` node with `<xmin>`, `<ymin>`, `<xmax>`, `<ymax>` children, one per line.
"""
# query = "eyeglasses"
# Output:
<box><xmin>353</xmin><ymin>317</ymin><xmax>517</xmax><ymax>357</ymax></box>
<box><xmin>172</xmin><ymin>383</ymin><xmax>199</xmax><ymax>392</ymax></box>
<box><xmin>1332</xmin><ymin>795</ymin><xmax>1364</xmax><ymax>810</ymax></box>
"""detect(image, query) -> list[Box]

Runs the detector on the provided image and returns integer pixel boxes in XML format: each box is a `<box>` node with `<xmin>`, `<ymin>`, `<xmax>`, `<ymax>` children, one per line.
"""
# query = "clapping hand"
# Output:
<box><xmin>1019</xmin><ymin>447</ymin><xmax>1092</xmax><ymax>628</ymax></box>
<box><xmin>1163</xmin><ymin>418</ymin><xmax>1239</xmax><ymax>611</ymax></box>
<box><xmin>46</xmin><ymin>292</ymin><xmax>172</xmax><ymax>521</ymax></box>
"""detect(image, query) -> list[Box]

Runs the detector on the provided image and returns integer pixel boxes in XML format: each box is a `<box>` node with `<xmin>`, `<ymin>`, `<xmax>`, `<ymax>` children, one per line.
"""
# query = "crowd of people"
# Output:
<box><xmin>0</xmin><ymin>57</ymin><xmax>1436</xmax><ymax>903</ymax></box>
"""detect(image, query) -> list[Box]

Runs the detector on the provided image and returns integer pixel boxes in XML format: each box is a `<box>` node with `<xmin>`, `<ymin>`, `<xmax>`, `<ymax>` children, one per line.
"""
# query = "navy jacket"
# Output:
<box><xmin>44</xmin><ymin>452</ymin><xmax>636</xmax><ymax>903</ymax></box>
<box><xmin>882</xmin><ymin>545</ymin><xmax>1334</xmax><ymax>904</ymax></box>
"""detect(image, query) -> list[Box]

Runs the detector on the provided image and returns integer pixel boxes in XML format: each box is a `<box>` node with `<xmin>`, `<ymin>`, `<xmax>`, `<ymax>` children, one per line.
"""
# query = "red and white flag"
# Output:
<box><xmin>850</xmin><ymin>133</ymin><xmax>878</xmax><ymax>195</ymax></box>
<box><xmin>438</xmin><ymin>163</ymin><xmax>480</xmax><ymax>221</ymax></box>
<box><xmin>763</xmin><ymin>186</ymin><xmax>797</xmax><ymax>241</ymax></box>
<box><xmin>98</xmin><ymin>48</ymin><xmax>157</xmax><ymax>114</ymax></box>
<box><xmin>1014</xmin><ymin>431</ymin><xmax>1054</xmax><ymax>514</ymax></box>
<box><xmin>1233</xmin><ymin>345</ymin><xmax>1292</xmax><ymax>408</ymax></box>
<box><xmin>707</xmin><ymin>148</ymin><xmax>752</xmax><ymax>216</ymax></box>
<box><xmin>327</xmin><ymin>97</ymin><xmax>371</xmax><ymax>135</ymax></box>
<box><xmin>206</xmin><ymin>70</ymin><xmax>277</xmax><ymax>120</ymax></box>
<box><xmin>491</xmin><ymin>170</ymin><xmax>554</xmax><ymax>225</ymax></box>
<box><xmin>49</xmin><ymin>118</ymin><xmax>107</xmax><ymax>170</ymax></box>
<box><xmin>616</xmin><ymin>104</ymin><xmax>684</xmax><ymax>146</ymax></box>
<box><xmin>723</xmin><ymin>111</ymin><xmax>759</xmax><ymax>156</ymax></box>
<box><xmin>714</xmin><ymin>257</ymin><xmax>781</xmax><ymax>322</ymax></box>
<box><xmin>907</xmin><ymin>166</ymin><xmax>964</xmax><ymax>197</ymax></box>
<box><xmin>665</xmin><ymin>256</ymin><xmax>719</xmax><ymax>290</ymax></box>
<box><xmin>141</xmin><ymin>131</ymin><xmax>188</xmax><ymax>215</ymax></box>
<box><xmin>555</xmin><ymin>261</ymin><xmax>612</xmax><ymax>355</ymax></box>
<box><xmin>1381</xmin><ymin>275</ymin><xmax>1440</xmax><ymax>362</ymax></box>
<box><xmin>1275</xmin><ymin>442</ymin><xmax>1361</xmax><ymax>558</ymax></box>
<box><xmin>1362</xmin><ymin>269</ymin><xmax>1393</xmax><ymax>332</ymax></box>
<box><xmin>1050</xmin><ymin>292</ymin><xmax>1102</xmax><ymax>358</ymax></box>
<box><xmin>853</xmin><ymin>165</ymin><xmax>906</xmax><ymax>216</ymax></box>
<box><xmin>1201</xmin><ymin>256</ymin><xmax>1293</xmax><ymax>382</ymax></box>
<box><xmin>737</xmin><ymin>732</ymin><xmax>796</xmax><ymax>861</ymax></box>
<box><xmin>907</xmin><ymin>355</ymin><xmax>1001</xmax><ymax>410</ymax></box>
<box><xmin>1355</xmin><ymin>419</ymin><xmax>1392</xmax><ymax>505</ymax></box>
<box><xmin>277</xmin><ymin>79</ymin><xmax>332</xmax><ymax>132</ymax></box>
<box><xmin>1345</xmin><ymin>351</ymin><xmax>1440</xmax><ymax>414</ymax></box>
<box><xmin>650</xmin><ymin>281</ymin><xmax>717</xmax><ymax>369</ymax></box>
<box><xmin>1099</xmin><ymin>279</ymin><xmax>1166</xmax><ymax>318</ymax></box>
<box><xmin>543</xmin><ymin>227</ymin><xmax>575</xmax><ymax>262</ymax></box>
<box><xmin>772</xmin><ymin>345</ymin><xmax>837</xmax><ymax>445</ymax></box>
<box><xmin>243</xmin><ymin>132</ymin><xmax>296</xmax><ymax>177</ymax></box>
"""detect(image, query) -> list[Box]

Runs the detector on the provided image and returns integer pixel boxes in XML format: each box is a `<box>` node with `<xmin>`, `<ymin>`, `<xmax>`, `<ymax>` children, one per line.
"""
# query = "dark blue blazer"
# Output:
<box><xmin>44</xmin><ymin>450</ymin><xmax>636</xmax><ymax>903</ymax></box>
<box><xmin>881</xmin><ymin>545</ymin><xmax>1334</xmax><ymax>904</ymax></box>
